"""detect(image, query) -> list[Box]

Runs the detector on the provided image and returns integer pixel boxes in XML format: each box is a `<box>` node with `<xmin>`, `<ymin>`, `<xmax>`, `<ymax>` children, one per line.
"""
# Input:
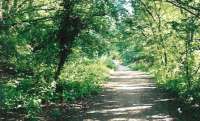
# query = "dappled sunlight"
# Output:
<box><xmin>2</xmin><ymin>0</ymin><xmax>200</xmax><ymax>120</ymax></box>
<box><xmin>106</xmin><ymin>79</ymin><xmax>156</xmax><ymax>91</ymax></box>
<box><xmin>110</xmin><ymin>75</ymin><xmax>153</xmax><ymax>79</ymax></box>
<box><xmin>154</xmin><ymin>98</ymin><xmax>175</xmax><ymax>102</ymax></box>
<box><xmin>110</xmin><ymin>71</ymin><xmax>153</xmax><ymax>79</ymax></box>
<box><xmin>87</xmin><ymin>105</ymin><xmax>153</xmax><ymax>114</ymax></box>
<box><xmin>112</xmin><ymin>86</ymin><xmax>156</xmax><ymax>90</ymax></box>
<box><xmin>149</xmin><ymin>114</ymin><xmax>172</xmax><ymax>119</ymax></box>
<box><xmin>76</xmin><ymin>67</ymin><xmax>179</xmax><ymax>121</ymax></box>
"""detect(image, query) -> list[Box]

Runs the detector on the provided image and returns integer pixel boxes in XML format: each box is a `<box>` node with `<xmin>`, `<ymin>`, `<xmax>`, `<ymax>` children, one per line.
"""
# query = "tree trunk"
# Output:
<box><xmin>185</xmin><ymin>30</ymin><xmax>194</xmax><ymax>88</ymax></box>
<box><xmin>54</xmin><ymin>1</ymin><xmax>85</xmax><ymax>103</ymax></box>
<box><xmin>0</xmin><ymin>1</ymin><xmax>3</xmax><ymax>29</ymax></box>
<box><xmin>0</xmin><ymin>1</ymin><xmax>2</xmax><ymax>21</ymax></box>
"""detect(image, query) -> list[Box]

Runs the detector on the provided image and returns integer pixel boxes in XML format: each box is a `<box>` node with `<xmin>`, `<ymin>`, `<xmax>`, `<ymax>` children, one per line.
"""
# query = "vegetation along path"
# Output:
<box><xmin>68</xmin><ymin>65</ymin><xmax>183</xmax><ymax>121</ymax></box>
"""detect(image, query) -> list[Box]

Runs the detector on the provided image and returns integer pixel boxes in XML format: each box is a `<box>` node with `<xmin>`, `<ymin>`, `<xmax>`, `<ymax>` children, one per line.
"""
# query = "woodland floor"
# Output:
<box><xmin>1</xmin><ymin>65</ymin><xmax>199</xmax><ymax>121</ymax></box>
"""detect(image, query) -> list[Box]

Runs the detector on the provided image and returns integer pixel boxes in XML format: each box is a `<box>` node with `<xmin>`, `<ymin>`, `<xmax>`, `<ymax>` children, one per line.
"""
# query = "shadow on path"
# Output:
<box><xmin>1</xmin><ymin>65</ymin><xmax>198</xmax><ymax>121</ymax></box>
<box><xmin>82</xmin><ymin>72</ymin><xmax>177</xmax><ymax>120</ymax></box>
<box><xmin>67</xmin><ymin>65</ymin><xmax>185</xmax><ymax>121</ymax></box>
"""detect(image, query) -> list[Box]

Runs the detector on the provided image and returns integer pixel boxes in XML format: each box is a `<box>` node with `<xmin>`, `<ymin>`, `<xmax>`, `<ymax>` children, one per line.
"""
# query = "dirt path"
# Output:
<box><xmin>1</xmin><ymin>65</ymin><xmax>198</xmax><ymax>121</ymax></box>
<box><xmin>68</xmin><ymin>65</ymin><xmax>182</xmax><ymax>121</ymax></box>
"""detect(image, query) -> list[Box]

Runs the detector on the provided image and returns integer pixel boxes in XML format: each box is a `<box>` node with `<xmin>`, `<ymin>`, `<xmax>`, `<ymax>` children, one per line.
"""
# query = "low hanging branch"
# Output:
<box><xmin>165</xmin><ymin>0</ymin><xmax>200</xmax><ymax>18</ymax></box>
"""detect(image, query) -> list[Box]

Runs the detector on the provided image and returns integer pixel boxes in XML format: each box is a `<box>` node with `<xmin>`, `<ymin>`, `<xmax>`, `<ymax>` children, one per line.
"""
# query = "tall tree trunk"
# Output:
<box><xmin>185</xmin><ymin>30</ymin><xmax>194</xmax><ymax>88</ymax></box>
<box><xmin>55</xmin><ymin>1</ymin><xmax>79</xmax><ymax>80</ymax></box>
<box><xmin>54</xmin><ymin>0</ymin><xmax>84</xmax><ymax>103</ymax></box>
<box><xmin>54</xmin><ymin>15</ymin><xmax>83</xmax><ymax>80</ymax></box>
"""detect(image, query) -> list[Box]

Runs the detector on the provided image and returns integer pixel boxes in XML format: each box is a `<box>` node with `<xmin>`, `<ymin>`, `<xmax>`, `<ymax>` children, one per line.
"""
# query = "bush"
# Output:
<box><xmin>99</xmin><ymin>56</ymin><xmax>117</xmax><ymax>70</ymax></box>
<box><xmin>59</xmin><ymin>58</ymin><xmax>110</xmax><ymax>101</ymax></box>
<box><xmin>128</xmin><ymin>63</ymin><xmax>148</xmax><ymax>71</ymax></box>
<box><xmin>0</xmin><ymin>58</ymin><xmax>111</xmax><ymax>119</ymax></box>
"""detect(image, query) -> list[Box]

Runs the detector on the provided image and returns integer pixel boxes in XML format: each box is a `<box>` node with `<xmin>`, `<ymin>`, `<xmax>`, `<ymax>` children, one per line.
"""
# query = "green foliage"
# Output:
<box><xmin>128</xmin><ymin>63</ymin><xmax>148</xmax><ymax>71</ymax></box>
<box><xmin>2</xmin><ymin>0</ymin><xmax>200</xmax><ymax>119</ymax></box>
<box><xmin>49</xmin><ymin>108</ymin><xmax>62</xmax><ymax>120</ymax></box>
<box><xmin>99</xmin><ymin>56</ymin><xmax>117</xmax><ymax>70</ymax></box>
<box><xmin>121</xmin><ymin>46</ymin><xmax>146</xmax><ymax>64</ymax></box>
<box><xmin>1</xmin><ymin>57</ymin><xmax>111</xmax><ymax>119</ymax></box>
<box><xmin>118</xmin><ymin>0</ymin><xmax>200</xmax><ymax>105</ymax></box>
<box><xmin>59</xmin><ymin>58</ymin><xmax>110</xmax><ymax>101</ymax></box>
<box><xmin>0</xmin><ymin>0</ymin><xmax>117</xmax><ymax>119</ymax></box>
<box><xmin>74</xmin><ymin>30</ymin><xmax>111</xmax><ymax>58</ymax></box>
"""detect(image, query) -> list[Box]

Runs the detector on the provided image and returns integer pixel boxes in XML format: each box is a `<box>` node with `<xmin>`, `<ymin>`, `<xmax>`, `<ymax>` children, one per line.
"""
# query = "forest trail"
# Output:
<box><xmin>69</xmin><ymin>65</ymin><xmax>180</xmax><ymax>121</ymax></box>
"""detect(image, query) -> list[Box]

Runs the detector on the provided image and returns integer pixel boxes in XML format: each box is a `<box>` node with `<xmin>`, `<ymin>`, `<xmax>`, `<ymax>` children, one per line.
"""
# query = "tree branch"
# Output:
<box><xmin>138</xmin><ymin>0</ymin><xmax>157</xmax><ymax>22</ymax></box>
<box><xmin>165</xmin><ymin>0</ymin><xmax>200</xmax><ymax>18</ymax></box>
<box><xmin>1</xmin><ymin>16</ymin><xmax>55</xmax><ymax>27</ymax></box>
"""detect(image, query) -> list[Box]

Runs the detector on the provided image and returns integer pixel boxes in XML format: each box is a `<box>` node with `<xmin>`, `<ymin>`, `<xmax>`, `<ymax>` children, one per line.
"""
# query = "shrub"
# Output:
<box><xmin>59</xmin><ymin>58</ymin><xmax>110</xmax><ymax>101</ymax></box>
<box><xmin>0</xmin><ymin>56</ymin><xmax>111</xmax><ymax>119</ymax></box>
<box><xmin>128</xmin><ymin>63</ymin><xmax>148</xmax><ymax>71</ymax></box>
<box><xmin>99</xmin><ymin>56</ymin><xmax>117</xmax><ymax>70</ymax></box>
